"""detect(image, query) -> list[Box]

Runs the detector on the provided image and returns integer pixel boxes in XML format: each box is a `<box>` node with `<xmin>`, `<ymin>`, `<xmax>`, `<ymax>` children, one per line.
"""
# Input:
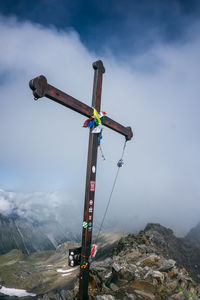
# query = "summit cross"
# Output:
<box><xmin>29</xmin><ymin>60</ymin><xmax>133</xmax><ymax>300</ymax></box>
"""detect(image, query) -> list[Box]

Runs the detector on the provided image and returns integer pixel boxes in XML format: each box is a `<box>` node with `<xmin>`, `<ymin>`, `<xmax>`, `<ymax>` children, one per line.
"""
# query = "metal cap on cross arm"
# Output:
<box><xmin>92</xmin><ymin>60</ymin><xmax>105</xmax><ymax>73</ymax></box>
<box><xmin>29</xmin><ymin>75</ymin><xmax>47</xmax><ymax>99</ymax></box>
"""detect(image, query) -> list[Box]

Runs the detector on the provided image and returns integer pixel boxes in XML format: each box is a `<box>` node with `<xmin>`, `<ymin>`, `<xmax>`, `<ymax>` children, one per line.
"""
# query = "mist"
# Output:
<box><xmin>0</xmin><ymin>15</ymin><xmax>200</xmax><ymax>236</ymax></box>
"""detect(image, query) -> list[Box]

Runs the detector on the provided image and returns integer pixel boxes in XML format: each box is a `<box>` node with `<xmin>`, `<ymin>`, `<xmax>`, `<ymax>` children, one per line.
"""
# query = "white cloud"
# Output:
<box><xmin>0</xmin><ymin>188</ymin><xmax>83</xmax><ymax>234</ymax></box>
<box><xmin>0</xmin><ymin>16</ymin><xmax>200</xmax><ymax>235</ymax></box>
<box><xmin>0</xmin><ymin>189</ymin><xmax>15</xmax><ymax>215</ymax></box>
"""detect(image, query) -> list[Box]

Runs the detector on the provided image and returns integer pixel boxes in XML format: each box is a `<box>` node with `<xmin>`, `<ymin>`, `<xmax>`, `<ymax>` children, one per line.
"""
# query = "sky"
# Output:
<box><xmin>0</xmin><ymin>0</ymin><xmax>200</xmax><ymax>235</ymax></box>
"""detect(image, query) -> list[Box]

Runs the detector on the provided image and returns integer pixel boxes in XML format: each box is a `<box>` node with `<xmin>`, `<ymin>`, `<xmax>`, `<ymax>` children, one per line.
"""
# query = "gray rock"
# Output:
<box><xmin>60</xmin><ymin>290</ymin><xmax>67</xmax><ymax>300</ymax></box>
<box><xmin>109</xmin><ymin>283</ymin><xmax>119</xmax><ymax>292</ymax></box>
<box><xmin>59</xmin><ymin>290</ymin><xmax>73</xmax><ymax>300</ymax></box>
<box><xmin>95</xmin><ymin>296</ymin><xmax>115</xmax><ymax>300</ymax></box>
<box><xmin>55</xmin><ymin>294</ymin><xmax>62</xmax><ymax>300</ymax></box>
<box><xmin>124</xmin><ymin>293</ymin><xmax>136</xmax><ymax>300</ymax></box>
<box><xmin>45</xmin><ymin>292</ymin><xmax>62</xmax><ymax>300</ymax></box>
<box><xmin>112</xmin><ymin>263</ymin><xmax>121</xmax><ymax>272</ymax></box>
<box><xmin>159</xmin><ymin>259</ymin><xmax>176</xmax><ymax>272</ymax></box>
<box><xmin>43</xmin><ymin>295</ymin><xmax>51</xmax><ymax>300</ymax></box>
<box><xmin>134</xmin><ymin>289</ymin><xmax>155</xmax><ymax>299</ymax></box>
<box><xmin>66</xmin><ymin>290</ymin><xmax>74</xmax><ymax>300</ymax></box>
<box><xmin>119</xmin><ymin>267</ymin><xmax>136</xmax><ymax>281</ymax></box>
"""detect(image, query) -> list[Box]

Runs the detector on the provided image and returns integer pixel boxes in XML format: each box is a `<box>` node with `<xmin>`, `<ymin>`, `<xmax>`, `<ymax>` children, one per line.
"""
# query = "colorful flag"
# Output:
<box><xmin>92</xmin><ymin>123</ymin><xmax>102</xmax><ymax>133</ymax></box>
<box><xmin>92</xmin><ymin>108</ymin><xmax>101</xmax><ymax>124</ymax></box>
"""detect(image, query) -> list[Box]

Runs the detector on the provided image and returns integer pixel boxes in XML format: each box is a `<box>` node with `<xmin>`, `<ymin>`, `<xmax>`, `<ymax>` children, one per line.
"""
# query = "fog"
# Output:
<box><xmin>0</xmin><ymin>16</ymin><xmax>200</xmax><ymax>236</ymax></box>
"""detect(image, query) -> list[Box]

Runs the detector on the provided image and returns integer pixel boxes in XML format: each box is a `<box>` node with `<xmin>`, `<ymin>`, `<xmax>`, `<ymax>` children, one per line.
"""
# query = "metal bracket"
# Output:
<box><xmin>68</xmin><ymin>247</ymin><xmax>82</xmax><ymax>267</ymax></box>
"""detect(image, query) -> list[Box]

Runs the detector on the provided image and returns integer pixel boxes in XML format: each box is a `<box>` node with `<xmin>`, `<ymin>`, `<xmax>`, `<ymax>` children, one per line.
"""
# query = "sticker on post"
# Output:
<box><xmin>83</xmin><ymin>221</ymin><xmax>88</xmax><ymax>228</ymax></box>
<box><xmin>89</xmin><ymin>215</ymin><xmax>92</xmax><ymax>221</ymax></box>
<box><xmin>92</xmin><ymin>166</ymin><xmax>96</xmax><ymax>173</ymax></box>
<box><xmin>88</xmin><ymin>226</ymin><xmax>92</xmax><ymax>232</ymax></box>
<box><xmin>89</xmin><ymin>200</ymin><xmax>93</xmax><ymax>206</ymax></box>
<box><xmin>90</xmin><ymin>244</ymin><xmax>98</xmax><ymax>258</ymax></box>
<box><xmin>89</xmin><ymin>207</ymin><xmax>93</xmax><ymax>213</ymax></box>
<box><xmin>81</xmin><ymin>261</ymin><xmax>88</xmax><ymax>269</ymax></box>
<box><xmin>70</xmin><ymin>261</ymin><xmax>74</xmax><ymax>266</ymax></box>
<box><xmin>90</xmin><ymin>181</ymin><xmax>95</xmax><ymax>191</ymax></box>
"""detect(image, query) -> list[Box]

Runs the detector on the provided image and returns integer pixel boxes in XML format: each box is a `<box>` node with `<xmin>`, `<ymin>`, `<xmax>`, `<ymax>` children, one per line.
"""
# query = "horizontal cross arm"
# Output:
<box><xmin>104</xmin><ymin>117</ymin><xmax>133</xmax><ymax>141</ymax></box>
<box><xmin>29</xmin><ymin>75</ymin><xmax>133</xmax><ymax>140</ymax></box>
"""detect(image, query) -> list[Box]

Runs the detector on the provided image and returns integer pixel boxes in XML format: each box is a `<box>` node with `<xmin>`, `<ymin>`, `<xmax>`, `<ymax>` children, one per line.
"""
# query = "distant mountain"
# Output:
<box><xmin>185</xmin><ymin>222</ymin><xmax>200</xmax><ymax>250</ymax></box>
<box><xmin>140</xmin><ymin>223</ymin><xmax>200</xmax><ymax>282</ymax></box>
<box><xmin>0</xmin><ymin>213</ymin><xmax>74</xmax><ymax>255</ymax></box>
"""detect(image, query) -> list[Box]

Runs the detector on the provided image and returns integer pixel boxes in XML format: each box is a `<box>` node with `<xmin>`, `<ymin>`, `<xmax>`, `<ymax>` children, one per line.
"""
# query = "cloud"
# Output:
<box><xmin>0</xmin><ymin>16</ymin><xmax>200</xmax><ymax>235</ymax></box>
<box><xmin>0</xmin><ymin>188</ymin><xmax>83</xmax><ymax>235</ymax></box>
<box><xmin>0</xmin><ymin>189</ymin><xmax>15</xmax><ymax>215</ymax></box>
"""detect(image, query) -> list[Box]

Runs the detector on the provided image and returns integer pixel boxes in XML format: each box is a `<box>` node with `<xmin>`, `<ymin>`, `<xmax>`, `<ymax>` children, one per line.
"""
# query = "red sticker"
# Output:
<box><xmin>90</xmin><ymin>181</ymin><xmax>95</xmax><ymax>191</ymax></box>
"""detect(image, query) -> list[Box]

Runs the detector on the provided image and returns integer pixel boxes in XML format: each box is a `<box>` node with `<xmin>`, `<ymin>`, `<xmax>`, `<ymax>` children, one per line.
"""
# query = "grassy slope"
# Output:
<box><xmin>0</xmin><ymin>231</ymin><xmax>123</xmax><ymax>295</ymax></box>
<box><xmin>0</xmin><ymin>245</ymin><xmax>79</xmax><ymax>294</ymax></box>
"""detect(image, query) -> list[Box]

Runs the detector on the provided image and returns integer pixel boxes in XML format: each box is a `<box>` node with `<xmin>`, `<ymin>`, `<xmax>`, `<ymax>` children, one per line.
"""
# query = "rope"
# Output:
<box><xmin>95</xmin><ymin>139</ymin><xmax>127</xmax><ymax>244</ymax></box>
<box><xmin>99</xmin><ymin>145</ymin><xmax>106</xmax><ymax>161</ymax></box>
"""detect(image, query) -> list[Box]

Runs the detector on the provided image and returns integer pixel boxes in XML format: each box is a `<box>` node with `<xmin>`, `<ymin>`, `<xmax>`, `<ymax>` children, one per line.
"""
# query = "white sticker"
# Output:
<box><xmin>92</xmin><ymin>166</ymin><xmax>96</xmax><ymax>173</ymax></box>
<box><xmin>89</xmin><ymin>200</ymin><xmax>93</xmax><ymax>205</ymax></box>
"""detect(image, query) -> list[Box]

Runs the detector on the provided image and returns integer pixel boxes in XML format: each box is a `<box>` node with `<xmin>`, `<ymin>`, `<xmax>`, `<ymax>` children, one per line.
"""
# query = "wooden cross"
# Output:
<box><xmin>29</xmin><ymin>60</ymin><xmax>133</xmax><ymax>300</ymax></box>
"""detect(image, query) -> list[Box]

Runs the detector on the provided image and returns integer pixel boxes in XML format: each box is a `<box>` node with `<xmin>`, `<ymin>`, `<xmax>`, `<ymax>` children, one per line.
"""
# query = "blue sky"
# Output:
<box><xmin>1</xmin><ymin>0</ymin><xmax>200</xmax><ymax>55</ymax></box>
<box><xmin>0</xmin><ymin>1</ymin><xmax>200</xmax><ymax>234</ymax></box>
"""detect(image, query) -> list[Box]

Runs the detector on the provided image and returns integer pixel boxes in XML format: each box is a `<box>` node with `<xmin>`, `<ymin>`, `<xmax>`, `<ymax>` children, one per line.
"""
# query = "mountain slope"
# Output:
<box><xmin>140</xmin><ymin>223</ymin><xmax>200</xmax><ymax>282</ymax></box>
<box><xmin>0</xmin><ymin>214</ymin><xmax>70</xmax><ymax>255</ymax></box>
<box><xmin>0</xmin><ymin>231</ymin><xmax>121</xmax><ymax>296</ymax></box>
<box><xmin>185</xmin><ymin>222</ymin><xmax>200</xmax><ymax>250</ymax></box>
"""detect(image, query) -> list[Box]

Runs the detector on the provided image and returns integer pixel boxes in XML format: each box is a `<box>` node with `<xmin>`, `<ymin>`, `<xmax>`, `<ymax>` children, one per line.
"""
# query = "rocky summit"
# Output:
<box><xmin>83</xmin><ymin>223</ymin><xmax>200</xmax><ymax>300</ymax></box>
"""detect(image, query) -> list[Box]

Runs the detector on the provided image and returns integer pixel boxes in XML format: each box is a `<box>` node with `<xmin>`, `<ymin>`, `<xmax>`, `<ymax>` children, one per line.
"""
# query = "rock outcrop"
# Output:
<box><xmin>40</xmin><ymin>224</ymin><xmax>200</xmax><ymax>299</ymax></box>
<box><xmin>142</xmin><ymin>223</ymin><xmax>200</xmax><ymax>282</ymax></box>
<box><xmin>85</xmin><ymin>224</ymin><xmax>200</xmax><ymax>299</ymax></box>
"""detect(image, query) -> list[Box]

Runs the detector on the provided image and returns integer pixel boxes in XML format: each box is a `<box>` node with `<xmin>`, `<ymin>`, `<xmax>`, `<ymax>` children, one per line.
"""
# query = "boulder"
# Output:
<box><xmin>95</xmin><ymin>296</ymin><xmax>115</xmax><ymax>300</ymax></box>
<box><xmin>159</xmin><ymin>259</ymin><xmax>176</xmax><ymax>272</ymax></box>
<box><xmin>130</xmin><ymin>280</ymin><xmax>155</xmax><ymax>294</ymax></box>
<box><xmin>136</xmin><ymin>254</ymin><xmax>160</xmax><ymax>268</ymax></box>
<box><xmin>134</xmin><ymin>289</ymin><xmax>155</xmax><ymax>300</ymax></box>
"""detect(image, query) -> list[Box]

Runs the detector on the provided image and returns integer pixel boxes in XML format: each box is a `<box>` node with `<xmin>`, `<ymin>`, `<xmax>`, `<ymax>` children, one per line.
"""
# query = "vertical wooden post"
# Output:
<box><xmin>79</xmin><ymin>60</ymin><xmax>105</xmax><ymax>300</ymax></box>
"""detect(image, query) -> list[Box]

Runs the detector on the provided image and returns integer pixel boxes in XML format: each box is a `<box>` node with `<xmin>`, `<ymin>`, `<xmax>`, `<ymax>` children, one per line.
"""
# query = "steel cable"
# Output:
<box><xmin>95</xmin><ymin>139</ymin><xmax>127</xmax><ymax>244</ymax></box>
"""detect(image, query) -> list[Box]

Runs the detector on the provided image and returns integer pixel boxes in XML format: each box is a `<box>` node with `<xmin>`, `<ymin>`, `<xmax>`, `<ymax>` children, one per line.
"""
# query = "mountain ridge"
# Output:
<box><xmin>185</xmin><ymin>222</ymin><xmax>200</xmax><ymax>251</ymax></box>
<box><xmin>0</xmin><ymin>213</ymin><xmax>73</xmax><ymax>255</ymax></box>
